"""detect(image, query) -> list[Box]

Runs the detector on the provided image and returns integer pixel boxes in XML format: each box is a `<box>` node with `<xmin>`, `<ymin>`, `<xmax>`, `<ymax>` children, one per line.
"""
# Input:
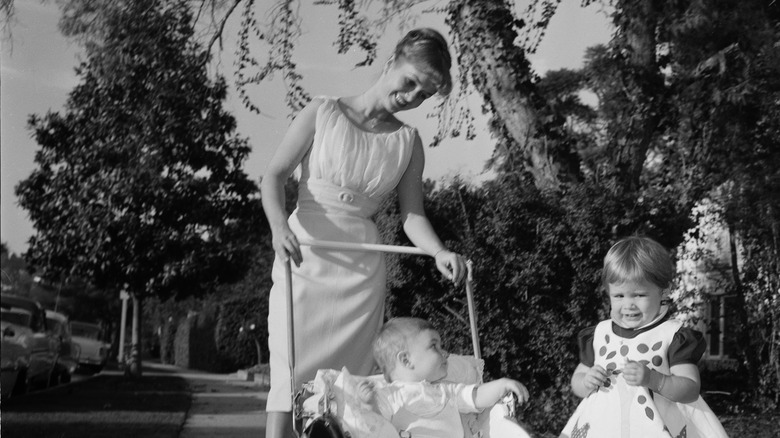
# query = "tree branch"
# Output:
<box><xmin>203</xmin><ymin>0</ymin><xmax>243</xmax><ymax>64</ymax></box>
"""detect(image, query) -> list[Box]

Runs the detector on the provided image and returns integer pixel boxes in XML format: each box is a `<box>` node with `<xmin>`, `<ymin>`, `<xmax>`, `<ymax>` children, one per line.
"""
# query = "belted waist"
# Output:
<box><xmin>298</xmin><ymin>180</ymin><xmax>380</xmax><ymax>218</ymax></box>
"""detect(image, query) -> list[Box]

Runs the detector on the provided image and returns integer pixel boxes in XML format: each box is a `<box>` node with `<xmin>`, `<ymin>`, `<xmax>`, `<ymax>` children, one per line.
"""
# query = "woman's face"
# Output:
<box><xmin>608</xmin><ymin>279</ymin><xmax>665</xmax><ymax>329</ymax></box>
<box><xmin>380</xmin><ymin>58</ymin><xmax>439</xmax><ymax>113</ymax></box>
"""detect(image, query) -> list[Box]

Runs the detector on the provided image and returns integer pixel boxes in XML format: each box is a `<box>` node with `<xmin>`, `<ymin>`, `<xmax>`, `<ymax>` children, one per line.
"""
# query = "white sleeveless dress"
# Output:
<box><xmin>266</xmin><ymin>97</ymin><xmax>416</xmax><ymax>411</ymax></box>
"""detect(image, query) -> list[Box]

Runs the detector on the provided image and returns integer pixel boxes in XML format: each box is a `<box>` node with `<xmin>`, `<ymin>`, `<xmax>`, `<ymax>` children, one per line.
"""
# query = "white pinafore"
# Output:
<box><xmin>559</xmin><ymin>319</ymin><xmax>729</xmax><ymax>438</ymax></box>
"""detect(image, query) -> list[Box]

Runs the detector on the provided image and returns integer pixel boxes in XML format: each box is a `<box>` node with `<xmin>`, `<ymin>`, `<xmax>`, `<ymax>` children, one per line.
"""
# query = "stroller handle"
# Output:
<box><xmin>284</xmin><ymin>239</ymin><xmax>479</xmax><ymax>436</ymax></box>
<box><xmin>299</xmin><ymin>238</ymin><xmax>428</xmax><ymax>255</ymax></box>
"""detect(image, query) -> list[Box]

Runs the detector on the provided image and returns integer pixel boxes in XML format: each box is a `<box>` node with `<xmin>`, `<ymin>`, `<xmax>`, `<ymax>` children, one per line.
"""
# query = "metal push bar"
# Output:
<box><xmin>284</xmin><ymin>239</ymin><xmax>479</xmax><ymax>436</ymax></box>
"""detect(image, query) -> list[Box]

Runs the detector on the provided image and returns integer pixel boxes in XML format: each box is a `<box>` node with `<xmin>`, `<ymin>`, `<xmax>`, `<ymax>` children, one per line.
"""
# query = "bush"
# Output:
<box><xmin>378</xmin><ymin>175</ymin><xmax>686</xmax><ymax>434</ymax></box>
<box><xmin>174</xmin><ymin>305</ymin><xmax>223</xmax><ymax>372</ymax></box>
<box><xmin>215</xmin><ymin>291</ymin><xmax>269</xmax><ymax>370</ymax></box>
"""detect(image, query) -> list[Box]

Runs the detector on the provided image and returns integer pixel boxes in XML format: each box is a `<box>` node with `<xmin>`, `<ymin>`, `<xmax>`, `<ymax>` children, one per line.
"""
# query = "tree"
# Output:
<box><xmin>16</xmin><ymin>0</ymin><xmax>263</xmax><ymax>376</ymax></box>
<box><xmin>657</xmin><ymin>0</ymin><xmax>780</xmax><ymax>404</ymax></box>
<box><xmin>1</xmin><ymin>243</ymin><xmax>34</xmax><ymax>295</ymax></box>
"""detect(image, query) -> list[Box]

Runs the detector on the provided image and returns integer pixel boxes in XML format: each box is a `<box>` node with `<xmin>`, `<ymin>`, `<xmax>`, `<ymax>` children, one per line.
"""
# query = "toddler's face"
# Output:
<box><xmin>406</xmin><ymin>329</ymin><xmax>448</xmax><ymax>382</ymax></box>
<box><xmin>607</xmin><ymin>279</ymin><xmax>664</xmax><ymax>329</ymax></box>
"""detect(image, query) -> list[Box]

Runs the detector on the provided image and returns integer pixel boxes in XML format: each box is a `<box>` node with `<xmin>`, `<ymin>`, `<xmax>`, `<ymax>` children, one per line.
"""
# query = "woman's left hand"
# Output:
<box><xmin>434</xmin><ymin>250</ymin><xmax>466</xmax><ymax>284</ymax></box>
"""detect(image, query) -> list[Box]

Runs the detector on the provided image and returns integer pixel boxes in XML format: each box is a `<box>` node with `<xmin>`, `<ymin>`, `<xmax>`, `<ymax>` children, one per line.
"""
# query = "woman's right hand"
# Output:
<box><xmin>272</xmin><ymin>225</ymin><xmax>302</xmax><ymax>267</ymax></box>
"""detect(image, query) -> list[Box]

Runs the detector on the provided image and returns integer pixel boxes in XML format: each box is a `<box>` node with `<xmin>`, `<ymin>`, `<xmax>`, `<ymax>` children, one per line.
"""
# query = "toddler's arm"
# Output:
<box><xmin>623</xmin><ymin>361</ymin><xmax>701</xmax><ymax>403</ymax></box>
<box><xmin>570</xmin><ymin>363</ymin><xmax>608</xmax><ymax>398</ymax></box>
<box><xmin>473</xmin><ymin>378</ymin><xmax>529</xmax><ymax>409</ymax></box>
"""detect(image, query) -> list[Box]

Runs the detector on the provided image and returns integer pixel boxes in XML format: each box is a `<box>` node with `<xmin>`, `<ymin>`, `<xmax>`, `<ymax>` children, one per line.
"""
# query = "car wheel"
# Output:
<box><xmin>11</xmin><ymin>369</ymin><xmax>28</xmax><ymax>397</ymax></box>
<box><xmin>49</xmin><ymin>368</ymin><xmax>60</xmax><ymax>387</ymax></box>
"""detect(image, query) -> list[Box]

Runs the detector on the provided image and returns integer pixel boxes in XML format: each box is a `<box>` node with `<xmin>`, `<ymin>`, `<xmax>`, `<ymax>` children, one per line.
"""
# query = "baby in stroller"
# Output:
<box><xmin>298</xmin><ymin>317</ymin><xmax>534</xmax><ymax>438</ymax></box>
<box><xmin>361</xmin><ymin>317</ymin><xmax>531</xmax><ymax>438</ymax></box>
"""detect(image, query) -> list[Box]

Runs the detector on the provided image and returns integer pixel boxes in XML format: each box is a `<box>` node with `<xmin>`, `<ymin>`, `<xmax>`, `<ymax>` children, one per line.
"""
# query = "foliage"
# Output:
<box><xmin>655</xmin><ymin>0</ymin><xmax>780</xmax><ymax>407</ymax></box>
<box><xmin>235</xmin><ymin>0</ymin><xmax>310</xmax><ymax>116</ymax></box>
<box><xmin>220</xmin><ymin>292</ymin><xmax>269</xmax><ymax>368</ymax></box>
<box><xmin>16</xmin><ymin>0</ymin><xmax>263</xmax><ymax>302</ymax></box>
<box><xmin>1</xmin><ymin>243</ymin><xmax>35</xmax><ymax>296</ymax></box>
<box><xmin>145</xmin><ymin>177</ymin><xmax>291</xmax><ymax>372</ymax></box>
<box><xmin>377</xmin><ymin>173</ymin><xmax>684</xmax><ymax>432</ymax></box>
<box><xmin>173</xmin><ymin>302</ymin><xmax>226</xmax><ymax>371</ymax></box>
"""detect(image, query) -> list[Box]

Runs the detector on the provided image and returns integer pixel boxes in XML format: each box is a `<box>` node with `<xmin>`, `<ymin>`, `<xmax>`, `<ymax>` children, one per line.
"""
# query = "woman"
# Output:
<box><xmin>260</xmin><ymin>28</ymin><xmax>466</xmax><ymax>438</ymax></box>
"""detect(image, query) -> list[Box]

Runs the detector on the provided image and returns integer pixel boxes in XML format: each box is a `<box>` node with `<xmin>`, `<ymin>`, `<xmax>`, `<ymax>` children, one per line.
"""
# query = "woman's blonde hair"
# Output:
<box><xmin>392</xmin><ymin>28</ymin><xmax>452</xmax><ymax>95</ymax></box>
<box><xmin>602</xmin><ymin>236</ymin><xmax>675</xmax><ymax>289</ymax></box>
<box><xmin>373</xmin><ymin>317</ymin><xmax>435</xmax><ymax>382</ymax></box>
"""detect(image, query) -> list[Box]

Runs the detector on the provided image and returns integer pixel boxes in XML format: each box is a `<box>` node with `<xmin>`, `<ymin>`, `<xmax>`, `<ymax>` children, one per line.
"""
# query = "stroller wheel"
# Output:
<box><xmin>302</xmin><ymin>413</ymin><xmax>347</xmax><ymax>438</ymax></box>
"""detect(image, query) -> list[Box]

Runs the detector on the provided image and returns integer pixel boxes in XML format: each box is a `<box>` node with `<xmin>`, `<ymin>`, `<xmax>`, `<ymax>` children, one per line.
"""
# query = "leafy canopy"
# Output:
<box><xmin>16</xmin><ymin>0</ymin><xmax>263</xmax><ymax>300</ymax></box>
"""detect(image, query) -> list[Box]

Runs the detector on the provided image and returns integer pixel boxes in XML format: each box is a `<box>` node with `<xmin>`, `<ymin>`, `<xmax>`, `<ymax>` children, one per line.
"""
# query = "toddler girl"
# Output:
<box><xmin>559</xmin><ymin>236</ymin><xmax>729</xmax><ymax>438</ymax></box>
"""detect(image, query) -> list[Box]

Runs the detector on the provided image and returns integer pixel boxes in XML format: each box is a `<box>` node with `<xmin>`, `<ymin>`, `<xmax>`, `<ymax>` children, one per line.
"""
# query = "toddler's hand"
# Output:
<box><xmin>623</xmin><ymin>361</ymin><xmax>651</xmax><ymax>387</ymax></box>
<box><xmin>357</xmin><ymin>380</ymin><xmax>375</xmax><ymax>404</ymax></box>
<box><xmin>582</xmin><ymin>365</ymin><xmax>608</xmax><ymax>392</ymax></box>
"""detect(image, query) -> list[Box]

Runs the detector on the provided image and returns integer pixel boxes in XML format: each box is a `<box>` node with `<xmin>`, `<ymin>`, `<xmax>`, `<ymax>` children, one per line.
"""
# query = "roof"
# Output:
<box><xmin>0</xmin><ymin>293</ymin><xmax>43</xmax><ymax>313</ymax></box>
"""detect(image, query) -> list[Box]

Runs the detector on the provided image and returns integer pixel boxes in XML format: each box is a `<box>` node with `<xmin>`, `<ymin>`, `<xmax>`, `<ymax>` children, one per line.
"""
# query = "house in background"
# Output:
<box><xmin>673</xmin><ymin>199</ymin><xmax>740</xmax><ymax>370</ymax></box>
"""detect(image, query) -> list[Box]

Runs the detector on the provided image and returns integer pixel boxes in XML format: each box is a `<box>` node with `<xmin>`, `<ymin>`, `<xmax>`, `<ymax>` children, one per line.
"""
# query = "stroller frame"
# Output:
<box><xmin>283</xmin><ymin>239</ymin><xmax>481</xmax><ymax>438</ymax></box>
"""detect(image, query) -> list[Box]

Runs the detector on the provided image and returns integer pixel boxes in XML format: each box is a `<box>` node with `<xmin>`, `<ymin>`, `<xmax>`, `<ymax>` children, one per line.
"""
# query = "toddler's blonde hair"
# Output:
<box><xmin>602</xmin><ymin>236</ymin><xmax>675</xmax><ymax>290</ymax></box>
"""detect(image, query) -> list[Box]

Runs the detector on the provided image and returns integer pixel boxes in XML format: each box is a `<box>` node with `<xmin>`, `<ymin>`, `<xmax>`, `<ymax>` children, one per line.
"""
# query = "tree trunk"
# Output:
<box><xmin>448</xmin><ymin>0</ymin><xmax>581</xmax><ymax>190</ymax></box>
<box><xmin>727</xmin><ymin>222</ymin><xmax>759</xmax><ymax>388</ymax></box>
<box><xmin>127</xmin><ymin>294</ymin><xmax>143</xmax><ymax>377</ymax></box>
<box><xmin>610</xmin><ymin>0</ymin><xmax>665</xmax><ymax>193</ymax></box>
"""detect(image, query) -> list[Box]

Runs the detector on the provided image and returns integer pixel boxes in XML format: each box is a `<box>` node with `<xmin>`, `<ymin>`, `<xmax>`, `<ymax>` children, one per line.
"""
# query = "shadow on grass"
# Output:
<box><xmin>1</xmin><ymin>373</ymin><xmax>190</xmax><ymax>438</ymax></box>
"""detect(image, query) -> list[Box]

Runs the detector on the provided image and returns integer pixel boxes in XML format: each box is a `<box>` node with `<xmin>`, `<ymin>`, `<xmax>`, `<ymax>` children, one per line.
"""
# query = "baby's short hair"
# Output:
<box><xmin>602</xmin><ymin>236</ymin><xmax>675</xmax><ymax>290</ymax></box>
<box><xmin>373</xmin><ymin>317</ymin><xmax>434</xmax><ymax>381</ymax></box>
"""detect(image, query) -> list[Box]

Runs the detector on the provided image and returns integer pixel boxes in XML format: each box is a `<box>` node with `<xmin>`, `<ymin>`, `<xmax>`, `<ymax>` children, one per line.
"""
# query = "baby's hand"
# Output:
<box><xmin>623</xmin><ymin>361</ymin><xmax>651</xmax><ymax>387</ymax></box>
<box><xmin>582</xmin><ymin>365</ymin><xmax>609</xmax><ymax>392</ymax></box>
<box><xmin>503</xmin><ymin>378</ymin><xmax>530</xmax><ymax>405</ymax></box>
<box><xmin>357</xmin><ymin>380</ymin><xmax>375</xmax><ymax>404</ymax></box>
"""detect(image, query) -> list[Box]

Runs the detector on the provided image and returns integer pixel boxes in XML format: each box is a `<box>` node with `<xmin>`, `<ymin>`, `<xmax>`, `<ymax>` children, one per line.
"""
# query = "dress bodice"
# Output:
<box><xmin>592</xmin><ymin>319</ymin><xmax>680</xmax><ymax>382</ymax></box>
<box><xmin>298</xmin><ymin>97</ymin><xmax>416</xmax><ymax>217</ymax></box>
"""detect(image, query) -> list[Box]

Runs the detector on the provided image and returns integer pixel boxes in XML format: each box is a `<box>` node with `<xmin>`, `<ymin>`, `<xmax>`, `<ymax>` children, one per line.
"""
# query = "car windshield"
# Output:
<box><xmin>47</xmin><ymin>318</ymin><xmax>64</xmax><ymax>333</ymax></box>
<box><xmin>71</xmin><ymin>322</ymin><xmax>101</xmax><ymax>339</ymax></box>
<box><xmin>1</xmin><ymin>309</ymin><xmax>31</xmax><ymax>327</ymax></box>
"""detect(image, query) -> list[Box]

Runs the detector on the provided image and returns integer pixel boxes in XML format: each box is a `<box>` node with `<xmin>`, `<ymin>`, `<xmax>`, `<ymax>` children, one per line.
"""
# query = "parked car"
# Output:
<box><xmin>71</xmin><ymin>321</ymin><xmax>109</xmax><ymax>374</ymax></box>
<box><xmin>1</xmin><ymin>293</ymin><xmax>60</xmax><ymax>398</ymax></box>
<box><xmin>45</xmin><ymin>310</ymin><xmax>79</xmax><ymax>384</ymax></box>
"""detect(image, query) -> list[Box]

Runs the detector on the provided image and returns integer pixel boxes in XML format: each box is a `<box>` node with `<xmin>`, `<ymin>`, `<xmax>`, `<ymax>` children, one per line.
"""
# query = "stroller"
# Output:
<box><xmin>283</xmin><ymin>239</ymin><xmax>533</xmax><ymax>438</ymax></box>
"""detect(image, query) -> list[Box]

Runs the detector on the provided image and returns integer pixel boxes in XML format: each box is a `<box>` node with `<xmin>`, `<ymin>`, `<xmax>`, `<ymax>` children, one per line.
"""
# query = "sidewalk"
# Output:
<box><xmin>147</xmin><ymin>362</ymin><xmax>268</xmax><ymax>438</ymax></box>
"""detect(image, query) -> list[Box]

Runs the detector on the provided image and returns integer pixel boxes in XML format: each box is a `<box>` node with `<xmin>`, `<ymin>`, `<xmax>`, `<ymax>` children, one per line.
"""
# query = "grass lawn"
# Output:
<box><xmin>0</xmin><ymin>363</ymin><xmax>776</xmax><ymax>438</ymax></box>
<box><xmin>0</xmin><ymin>368</ymin><xmax>190</xmax><ymax>438</ymax></box>
<box><xmin>719</xmin><ymin>411</ymin><xmax>780</xmax><ymax>438</ymax></box>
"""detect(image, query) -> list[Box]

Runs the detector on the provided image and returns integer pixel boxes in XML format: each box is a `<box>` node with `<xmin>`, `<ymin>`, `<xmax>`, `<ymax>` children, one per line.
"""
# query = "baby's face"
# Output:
<box><xmin>608</xmin><ymin>279</ymin><xmax>664</xmax><ymax>329</ymax></box>
<box><xmin>406</xmin><ymin>329</ymin><xmax>448</xmax><ymax>382</ymax></box>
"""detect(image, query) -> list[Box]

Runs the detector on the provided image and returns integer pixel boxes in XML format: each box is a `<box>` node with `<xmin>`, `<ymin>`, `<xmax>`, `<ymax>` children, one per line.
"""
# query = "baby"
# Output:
<box><xmin>360</xmin><ymin>317</ymin><xmax>530</xmax><ymax>438</ymax></box>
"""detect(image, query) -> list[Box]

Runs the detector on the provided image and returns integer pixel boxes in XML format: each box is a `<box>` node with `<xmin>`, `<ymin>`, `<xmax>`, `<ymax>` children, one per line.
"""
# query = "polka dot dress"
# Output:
<box><xmin>559</xmin><ymin>320</ymin><xmax>729</xmax><ymax>438</ymax></box>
